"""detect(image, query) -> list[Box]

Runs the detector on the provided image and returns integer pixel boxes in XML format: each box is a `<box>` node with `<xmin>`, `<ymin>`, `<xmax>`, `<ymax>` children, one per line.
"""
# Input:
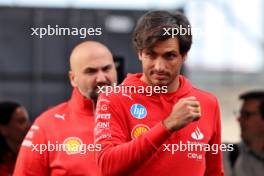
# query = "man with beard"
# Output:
<box><xmin>14</xmin><ymin>41</ymin><xmax>117</xmax><ymax>176</ymax></box>
<box><xmin>95</xmin><ymin>11</ymin><xmax>223</xmax><ymax>176</ymax></box>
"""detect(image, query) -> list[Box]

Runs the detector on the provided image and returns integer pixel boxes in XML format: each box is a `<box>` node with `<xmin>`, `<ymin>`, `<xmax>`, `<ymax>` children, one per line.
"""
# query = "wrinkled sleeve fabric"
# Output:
<box><xmin>94</xmin><ymin>94</ymin><xmax>171</xmax><ymax>176</ymax></box>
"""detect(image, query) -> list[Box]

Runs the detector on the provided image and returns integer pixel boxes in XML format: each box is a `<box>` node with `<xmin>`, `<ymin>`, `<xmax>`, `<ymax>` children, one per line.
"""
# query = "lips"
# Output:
<box><xmin>152</xmin><ymin>73</ymin><xmax>168</xmax><ymax>80</ymax></box>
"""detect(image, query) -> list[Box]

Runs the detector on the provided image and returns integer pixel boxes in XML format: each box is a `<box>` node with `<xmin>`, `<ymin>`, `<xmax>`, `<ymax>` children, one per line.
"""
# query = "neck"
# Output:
<box><xmin>167</xmin><ymin>76</ymin><xmax>180</xmax><ymax>92</ymax></box>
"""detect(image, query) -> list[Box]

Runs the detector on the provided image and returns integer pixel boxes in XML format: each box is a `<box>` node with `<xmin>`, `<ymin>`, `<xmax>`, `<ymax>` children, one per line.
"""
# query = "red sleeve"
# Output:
<box><xmin>13</xmin><ymin>120</ymin><xmax>49</xmax><ymax>176</ymax></box>
<box><xmin>204</xmin><ymin>99</ymin><xmax>224</xmax><ymax>176</ymax></box>
<box><xmin>94</xmin><ymin>94</ymin><xmax>171</xmax><ymax>175</ymax></box>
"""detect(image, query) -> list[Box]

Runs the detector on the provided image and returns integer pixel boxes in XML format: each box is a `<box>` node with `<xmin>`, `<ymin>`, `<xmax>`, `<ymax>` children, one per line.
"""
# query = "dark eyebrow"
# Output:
<box><xmin>165</xmin><ymin>49</ymin><xmax>178</xmax><ymax>53</ymax></box>
<box><xmin>83</xmin><ymin>64</ymin><xmax>113</xmax><ymax>73</ymax></box>
<box><xmin>102</xmin><ymin>64</ymin><xmax>113</xmax><ymax>71</ymax></box>
<box><xmin>164</xmin><ymin>50</ymin><xmax>179</xmax><ymax>56</ymax></box>
<box><xmin>83</xmin><ymin>67</ymin><xmax>98</xmax><ymax>73</ymax></box>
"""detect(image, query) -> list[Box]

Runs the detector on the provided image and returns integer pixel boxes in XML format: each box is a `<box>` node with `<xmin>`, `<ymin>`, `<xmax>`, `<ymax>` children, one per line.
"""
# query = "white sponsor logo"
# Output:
<box><xmin>191</xmin><ymin>127</ymin><xmax>204</xmax><ymax>140</ymax></box>
<box><xmin>96</xmin><ymin>98</ymin><xmax>110</xmax><ymax>113</ymax></box>
<box><xmin>95</xmin><ymin>113</ymin><xmax>111</xmax><ymax>122</ymax></box>
<box><xmin>100</xmin><ymin>104</ymin><xmax>108</xmax><ymax>111</ymax></box>
<box><xmin>95</xmin><ymin>133</ymin><xmax>112</xmax><ymax>143</ymax></box>
<box><xmin>22</xmin><ymin>139</ymin><xmax>32</xmax><ymax>147</ymax></box>
<box><xmin>94</xmin><ymin>128</ymin><xmax>103</xmax><ymax>136</ymax></box>
<box><xmin>26</xmin><ymin>131</ymin><xmax>34</xmax><ymax>138</ymax></box>
<box><xmin>99</xmin><ymin>98</ymin><xmax>110</xmax><ymax>103</ymax></box>
<box><xmin>122</xmin><ymin>93</ymin><xmax>133</xmax><ymax>100</ymax></box>
<box><xmin>54</xmin><ymin>113</ymin><xmax>65</xmax><ymax>120</ymax></box>
<box><xmin>187</xmin><ymin>153</ymin><xmax>203</xmax><ymax>160</ymax></box>
<box><xmin>96</xmin><ymin>122</ymin><xmax>110</xmax><ymax>129</ymax></box>
<box><xmin>31</xmin><ymin>125</ymin><xmax>39</xmax><ymax>130</ymax></box>
<box><xmin>27</xmin><ymin>125</ymin><xmax>40</xmax><ymax>139</ymax></box>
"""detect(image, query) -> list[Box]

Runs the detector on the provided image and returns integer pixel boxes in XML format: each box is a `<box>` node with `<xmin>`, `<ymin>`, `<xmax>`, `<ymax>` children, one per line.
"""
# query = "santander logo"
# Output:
<box><xmin>191</xmin><ymin>127</ymin><xmax>204</xmax><ymax>140</ymax></box>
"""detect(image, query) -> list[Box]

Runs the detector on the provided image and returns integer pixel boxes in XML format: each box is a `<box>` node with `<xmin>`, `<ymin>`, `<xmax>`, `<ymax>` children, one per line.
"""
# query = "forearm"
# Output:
<box><xmin>96</xmin><ymin>122</ymin><xmax>171</xmax><ymax>175</ymax></box>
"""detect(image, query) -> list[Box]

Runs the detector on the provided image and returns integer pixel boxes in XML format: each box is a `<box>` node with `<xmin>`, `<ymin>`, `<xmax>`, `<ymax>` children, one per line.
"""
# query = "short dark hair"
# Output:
<box><xmin>0</xmin><ymin>101</ymin><xmax>21</xmax><ymax>125</ymax></box>
<box><xmin>132</xmin><ymin>10</ymin><xmax>192</xmax><ymax>55</ymax></box>
<box><xmin>239</xmin><ymin>91</ymin><xmax>264</xmax><ymax>118</ymax></box>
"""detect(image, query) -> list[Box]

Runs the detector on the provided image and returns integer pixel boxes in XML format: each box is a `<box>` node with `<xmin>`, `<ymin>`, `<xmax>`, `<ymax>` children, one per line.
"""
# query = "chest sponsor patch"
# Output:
<box><xmin>191</xmin><ymin>126</ymin><xmax>204</xmax><ymax>140</ymax></box>
<box><xmin>63</xmin><ymin>137</ymin><xmax>83</xmax><ymax>155</ymax></box>
<box><xmin>130</xmin><ymin>104</ymin><xmax>147</xmax><ymax>119</ymax></box>
<box><xmin>131</xmin><ymin>124</ymin><xmax>150</xmax><ymax>139</ymax></box>
<box><xmin>96</xmin><ymin>98</ymin><xmax>110</xmax><ymax>113</ymax></box>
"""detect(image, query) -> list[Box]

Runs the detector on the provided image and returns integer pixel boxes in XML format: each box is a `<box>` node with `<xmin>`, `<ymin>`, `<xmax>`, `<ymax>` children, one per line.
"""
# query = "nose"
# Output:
<box><xmin>96</xmin><ymin>71</ymin><xmax>107</xmax><ymax>83</ymax></box>
<box><xmin>153</xmin><ymin>57</ymin><xmax>166</xmax><ymax>71</ymax></box>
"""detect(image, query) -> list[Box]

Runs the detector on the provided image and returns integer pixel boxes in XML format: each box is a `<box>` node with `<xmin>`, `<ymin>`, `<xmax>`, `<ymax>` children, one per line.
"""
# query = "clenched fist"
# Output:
<box><xmin>163</xmin><ymin>96</ymin><xmax>201</xmax><ymax>132</ymax></box>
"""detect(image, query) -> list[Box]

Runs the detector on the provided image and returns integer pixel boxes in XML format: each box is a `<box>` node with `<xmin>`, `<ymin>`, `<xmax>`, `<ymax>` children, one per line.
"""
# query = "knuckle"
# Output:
<box><xmin>183</xmin><ymin>101</ymin><xmax>189</xmax><ymax>107</ymax></box>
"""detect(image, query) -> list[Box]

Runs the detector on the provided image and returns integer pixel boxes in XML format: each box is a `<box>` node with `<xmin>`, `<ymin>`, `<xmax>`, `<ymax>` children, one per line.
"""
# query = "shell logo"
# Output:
<box><xmin>131</xmin><ymin>124</ymin><xmax>150</xmax><ymax>139</ymax></box>
<box><xmin>63</xmin><ymin>137</ymin><xmax>83</xmax><ymax>155</ymax></box>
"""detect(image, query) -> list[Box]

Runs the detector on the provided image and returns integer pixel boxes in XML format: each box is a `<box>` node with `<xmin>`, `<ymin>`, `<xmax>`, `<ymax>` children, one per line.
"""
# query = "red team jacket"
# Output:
<box><xmin>95</xmin><ymin>73</ymin><xmax>224</xmax><ymax>176</ymax></box>
<box><xmin>14</xmin><ymin>88</ymin><xmax>100</xmax><ymax>176</ymax></box>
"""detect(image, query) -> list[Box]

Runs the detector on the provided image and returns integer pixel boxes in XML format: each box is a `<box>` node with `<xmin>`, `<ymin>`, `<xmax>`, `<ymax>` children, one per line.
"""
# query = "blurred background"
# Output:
<box><xmin>0</xmin><ymin>0</ymin><xmax>263</xmax><ymax>143</ymax></box>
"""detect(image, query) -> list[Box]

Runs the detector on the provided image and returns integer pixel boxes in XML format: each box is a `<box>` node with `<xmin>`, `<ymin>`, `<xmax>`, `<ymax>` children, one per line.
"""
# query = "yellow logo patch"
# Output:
<box><xmin>63</xmin><ymin>137</ymin><xmax>83</xmax><ymax>155</ymax></box>
<box><xmin>131</xmin><ymin>124</ymin><xmax>150</xmax><ymax>139</ymax></box>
